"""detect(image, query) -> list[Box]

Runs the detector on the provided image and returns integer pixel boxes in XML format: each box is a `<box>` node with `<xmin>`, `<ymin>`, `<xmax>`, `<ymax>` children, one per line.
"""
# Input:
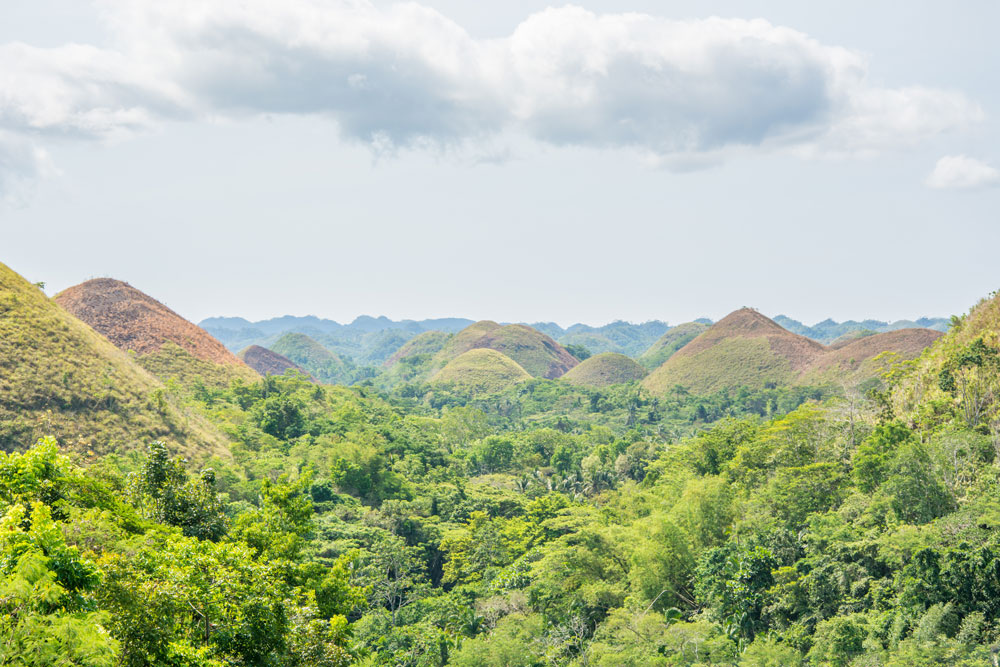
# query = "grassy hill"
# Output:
<box><xmin>638</xmin><ymin>322</ymin><xmax>710</xmax><ymax>370</ymax></box>
<box><xmin>238</xmin><ymin>345</ymin><xmax>311</xmax><ymax>379</ymax></box>
<box><xmin>644</xmin><ymin>308</ymin><xmax>944</xmax><ymax>395</ymax></box>
<box><xmin>431</xmin><ymin>348</ymin><xmax>531</xmax><ymax>393</ymax></box>
<box><xmin>0</xmin><ymin>263</ymin><xmax>230</xmax><ymax>458</ymax></box>
<box><xmin>434</xmin><ymin>321</ymin><xmax>578</xmax><ymax>379</ymax></box>
<box><xmin>561</xmin><ymin>352</ymin><xmax>648</xmax><ymax>387</ymax></box>
<box><xmin>54</xmin><ymin>278</ymin><xmax>258</xmax><ymax>389</ymax></box>
<box><xmin>643</xmin><ymin>309</ymin><xmax>824</xmax><ymax>394</ymax></box>
<box><xmin>802</xmin><ymin>328</ymin><xmax>944</xmax><ymax>387</ymax></box>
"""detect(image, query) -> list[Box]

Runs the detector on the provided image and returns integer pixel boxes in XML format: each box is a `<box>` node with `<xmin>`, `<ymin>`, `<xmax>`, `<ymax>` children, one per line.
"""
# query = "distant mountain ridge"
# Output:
<box><xmin>773</xmin><ymin>315</ymin><xmax>949</xmax><ymax>343</ymax></box>
<box><xmin>200</xmin><ymin>313</ymin><xmax>950</xmax><ymax>370</ymax></box>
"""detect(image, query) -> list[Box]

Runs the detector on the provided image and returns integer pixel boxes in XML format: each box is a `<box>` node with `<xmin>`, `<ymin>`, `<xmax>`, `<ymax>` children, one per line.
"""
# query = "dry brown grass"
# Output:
<box><xmin>55</xmin><ymin>278</ymin><xmax>247</xmax><ymax>367</ymax></box>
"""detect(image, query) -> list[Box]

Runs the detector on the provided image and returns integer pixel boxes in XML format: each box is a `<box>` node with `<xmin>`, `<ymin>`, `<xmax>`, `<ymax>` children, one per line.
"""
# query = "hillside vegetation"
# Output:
<box><xmin>4</xmin><ymin>256</ymin><xmax>996</xmax><ymax>667</ymax></box>
<box><xmin>0</xmin><ymin>263</ymin><xmax>230</xmax><ymax>457</ymax></box>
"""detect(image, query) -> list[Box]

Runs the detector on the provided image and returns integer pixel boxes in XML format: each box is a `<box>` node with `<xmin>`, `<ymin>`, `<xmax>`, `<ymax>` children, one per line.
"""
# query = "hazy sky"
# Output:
<box><xmin>1</xmin><ymin>0</ymin><xmax>998</xmax><ymax>327</ymax></box>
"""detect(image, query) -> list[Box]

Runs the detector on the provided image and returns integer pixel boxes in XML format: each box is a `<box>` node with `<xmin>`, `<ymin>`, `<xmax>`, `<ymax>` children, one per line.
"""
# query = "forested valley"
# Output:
<box><xmin>3</xmin><ymin>264</ymin><xmax>1000</xmax><ymax>666</ymax></box>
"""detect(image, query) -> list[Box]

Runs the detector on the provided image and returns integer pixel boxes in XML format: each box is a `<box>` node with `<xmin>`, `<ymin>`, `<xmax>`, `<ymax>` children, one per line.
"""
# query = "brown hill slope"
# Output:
<box><xmin>643</xmin><ymin>309</ymin><xmax>825</xmax><ymax>394</ymax></box>
<box><xmin>0</xmin><ymin>262</ymin><xmax>230</xmax><ymax>458</ymax></box>
<box><xmin>55</xmin><ymin>278</ymin><xmax>247</xmax><ymax>366</ymax></box>
<box><xmin>562</xmin><ymin>353</ymin><xmax>648</xmax><ymax>387</ymax></box>
<box><xmin>434</xmin><ymin>321</ymin><xmax>578</xmax><ymax>379</ymax></box>
<box><xmin>55</xmin><ymin>278</ymin><xmax>257</xmax><ymax>387</ymax></box>
<box><xmin>238</xmin><ymin>345</ymin><xmax>312</xmax><ymax>379</ymax></box>
<box><xmin>803</xmin><ymin>328</ymin><xmax>944</xmax><ymax>384</ymax></box>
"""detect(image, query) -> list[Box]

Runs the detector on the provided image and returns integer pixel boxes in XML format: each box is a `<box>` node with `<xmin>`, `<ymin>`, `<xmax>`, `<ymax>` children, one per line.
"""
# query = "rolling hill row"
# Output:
<box><xmin>0</xmin><ymin>259</ymin><xmax>959</xmax><ymax>458</ymax></box>
<box><xmin>201</xmin><ymin>311</ymin><xmax>948</xmax><ymax>364</ymax></box>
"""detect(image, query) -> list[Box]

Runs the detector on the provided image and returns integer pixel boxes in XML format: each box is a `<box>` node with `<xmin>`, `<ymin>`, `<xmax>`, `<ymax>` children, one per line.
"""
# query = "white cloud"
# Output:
<box><xmin>0</xmin><ymin>131</ymin><xmax>54</xmax><ymax>206</ymax></box>
<box><xmin>925</xmin><ymin>155</ymin><xmax>1000</xmax><ymax>190</ymax></box>
<box><xmin>0</xmin><ymin>0</ymin><xmax>986</xmax><ymax>196</ymax></box>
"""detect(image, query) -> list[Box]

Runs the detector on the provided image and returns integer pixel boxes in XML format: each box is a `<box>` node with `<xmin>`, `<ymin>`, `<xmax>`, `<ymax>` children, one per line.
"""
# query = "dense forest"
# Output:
<box><xmin>2</xmin><ymin>265</ymin><xmax>999</xmax><ymax>666</ymax></box>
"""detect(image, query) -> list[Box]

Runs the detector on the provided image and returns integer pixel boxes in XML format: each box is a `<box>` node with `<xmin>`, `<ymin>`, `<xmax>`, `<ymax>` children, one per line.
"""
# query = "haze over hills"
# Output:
<box><xmin>773</xmin><ymin>314</ymin><xmax>950</xmax><ymax>343</ymax></box>
<box><xmin>201</xmin><ymin>312</ymin><xmax>950</xmax><ymax>372</ymax></box>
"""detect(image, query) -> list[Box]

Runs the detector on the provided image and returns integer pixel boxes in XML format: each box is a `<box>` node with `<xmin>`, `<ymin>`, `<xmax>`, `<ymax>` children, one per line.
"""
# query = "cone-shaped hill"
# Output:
<box><xmin>0</xmin><ymin>263</ymin><xmax>230</xmax><ymax>457</ymax></box>
<box><xmin>238</xmin><ymin>345</ymin><xmax>312</xmax><ymax>380</ymax></box>
<box><xmin>638</xmin><ymin>322</ymin><xmax>710</xmax><ymax>370</ymax></box>
<box><xmin>642</xmin><ymin>308</ymin><xmax>940</xmax><ymax>395</ymax></box>
<box><xmin>431</xmin><ymin>349</ymin><xmax>531</xmax><ymax>393</ymax></box>
<box><xmin>54</xmin><ymin>278</ymin><xmax>258</xmax><ymax>388</ymax></box>
<box><xmin>562</xmin><ymin>353</ymin><xmax>648</xmax><ymax>387</ymax></box>
<box><xmin>434</xmin><ymin>321</ymin><xmax>578</xmax><ymax>379</ymax></box>
<box><xmin>643</xmin><ymin>309</ymin><xmax>825</xmax><ymax>394</ymax></box>
<box><xmin>270</xmin><ymin>333</ymin><xmax>350</xmax><ymax>384</ymax></box>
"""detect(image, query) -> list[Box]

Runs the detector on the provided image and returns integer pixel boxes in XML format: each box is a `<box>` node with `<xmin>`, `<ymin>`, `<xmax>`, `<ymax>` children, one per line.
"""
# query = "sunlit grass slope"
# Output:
<box><xmin>0</xmin><ymin>262</ymin><xmax>230</xmax><ymax>458</ymax></box>
<box><xmin>431</xmin><ymin>348</ymin><xmax>532</xmax><ymax>393</ymax></box>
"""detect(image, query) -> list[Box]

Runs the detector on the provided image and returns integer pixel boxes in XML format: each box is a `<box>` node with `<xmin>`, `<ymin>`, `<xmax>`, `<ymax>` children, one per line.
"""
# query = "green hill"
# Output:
<box><xmin>434</xmin><ymin>321</ymin><xmax>578</xmax><ymax>379</ymax></box>
<box><xmin>269</xmin><ymin>332</ymin><xmax>352</xmax><ymax>384</ymax></box>
<box><xmin>0</xmin><ymin>262</ymin><xmax>230</xmax><ymax>458</ymax></box>
<box><xmin>638</xmin><ymin>322</ymin><xmax>710</xmax><ymax>370</ymax></box>
<box><xmin>561</xmin><ymin>352</ymin><xmax>648</xmax><ymax>387</ymax></box>
<box><xmin>431</xmin><ymin>348</ymin><xmax>532</xmax><ymax>393</ymax></box>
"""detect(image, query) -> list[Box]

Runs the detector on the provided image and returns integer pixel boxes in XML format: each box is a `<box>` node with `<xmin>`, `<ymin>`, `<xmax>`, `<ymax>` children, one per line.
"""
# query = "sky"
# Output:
<box><xmin>1</xmin><ymin>0</ymin><xmax>998</xmax><ymax>327</ymax></box>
